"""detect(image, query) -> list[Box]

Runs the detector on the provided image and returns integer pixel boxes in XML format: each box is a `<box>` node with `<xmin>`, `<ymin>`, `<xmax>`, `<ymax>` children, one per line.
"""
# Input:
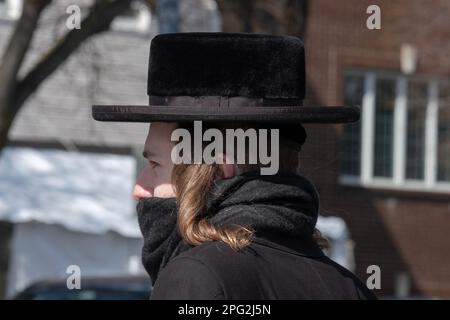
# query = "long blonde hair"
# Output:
<box><xmin>171</xmin><ymin>123</ymin><xmax>329</xmax><ymax>251</ymax></box>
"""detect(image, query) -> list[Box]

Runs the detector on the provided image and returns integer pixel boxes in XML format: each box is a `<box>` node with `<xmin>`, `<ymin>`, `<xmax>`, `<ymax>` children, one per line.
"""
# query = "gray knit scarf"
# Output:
<box><xmin>136</xmin><ymin>170</ymin><xmax>320</xmax><ymax>285</ymax></box>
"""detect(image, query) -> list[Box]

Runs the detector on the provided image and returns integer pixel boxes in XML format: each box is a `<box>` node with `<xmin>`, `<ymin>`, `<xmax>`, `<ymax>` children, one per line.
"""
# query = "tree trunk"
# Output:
<box><xmin>216</xmin><ymin>0</ymin><xmax>308</xmax><ymax>36</ymax></box>
<box><xmin>0</xmin><ymin>0</ymin><xmax>133</xmax><ymax>152</ymax></box>
<box><xmin>0</xmin><ymin>0</ymin><xmax>51</xmax><ymax>151</ymax></box>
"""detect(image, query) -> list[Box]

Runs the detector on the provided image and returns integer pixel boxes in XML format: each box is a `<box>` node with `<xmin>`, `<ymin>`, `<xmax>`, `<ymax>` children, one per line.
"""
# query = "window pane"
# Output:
<box><xmin>437</xmin><ymin>81</ymin><xmax>450</xmax><ymax>182</ymax></box>
<box><xmin>373</xmin><ymin>77</ymin><xmax>396</xmax><ymax>178</ymax></box>
<box><xmin>405</xmin><ymin>80</ymin><xmax>427</xmax><ymax>180</ymax></box>
<box><xmin>341</xmin><ymin>74</ymin><xmax>364</xmax><ymax>176</ymax></box>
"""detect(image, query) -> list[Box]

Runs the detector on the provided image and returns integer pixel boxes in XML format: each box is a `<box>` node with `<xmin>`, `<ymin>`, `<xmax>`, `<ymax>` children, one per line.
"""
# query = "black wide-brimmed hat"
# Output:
<box><xmin>92</xmin><ymin>32</ymin><xmax>359</xmax><ymax>124</ymax></box>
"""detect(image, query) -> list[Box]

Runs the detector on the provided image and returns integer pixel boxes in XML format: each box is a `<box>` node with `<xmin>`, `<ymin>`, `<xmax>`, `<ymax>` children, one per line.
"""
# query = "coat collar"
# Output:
<box><xmin>252</xmin><ymin>231</ymin><xmax>325</xmax><ymax>258</ymax></box>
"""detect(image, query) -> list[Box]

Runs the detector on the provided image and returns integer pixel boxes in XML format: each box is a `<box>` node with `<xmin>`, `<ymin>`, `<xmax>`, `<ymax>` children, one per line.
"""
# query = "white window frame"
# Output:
<box><xmin>339</xmin><ymin>70</ymin><xmax>450</xmax><ymax>194</ymax></box>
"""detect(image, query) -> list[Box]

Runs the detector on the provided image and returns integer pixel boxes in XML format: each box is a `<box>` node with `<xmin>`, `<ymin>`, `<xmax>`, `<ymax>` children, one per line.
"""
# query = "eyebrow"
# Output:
<box><xmin>142</xmin><ymin>150</ymin><xmax>157</xmax><ymax>159</ymax></box>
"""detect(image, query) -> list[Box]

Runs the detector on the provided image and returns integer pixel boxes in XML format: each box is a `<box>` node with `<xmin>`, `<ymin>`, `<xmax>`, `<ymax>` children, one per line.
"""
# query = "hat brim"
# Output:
<box><xmin>92</xmin><ymin>105</ymin><xmax>360</xmax><ymax>124</ymax></box>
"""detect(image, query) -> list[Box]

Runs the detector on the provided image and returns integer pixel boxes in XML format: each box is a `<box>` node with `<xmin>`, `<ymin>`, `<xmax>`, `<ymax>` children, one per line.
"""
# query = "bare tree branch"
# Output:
<box><xmin>0</xmin><ymin>0</ymin><xmax>132</xmax><ymax>150</ymax></box>
<box><xmin>0</xmin><ymin>0</ymin><xmax>52</xmax><ymax>150</ymax></box>
<box><xmin>14</xmin><ymin>0</ymin><xmax>133</xmax><ymax>110</ymax></box>
<box><xmin>0</xmin><ymin>0</ymin><xmax>51</xmax><ymax>106</ymax></box>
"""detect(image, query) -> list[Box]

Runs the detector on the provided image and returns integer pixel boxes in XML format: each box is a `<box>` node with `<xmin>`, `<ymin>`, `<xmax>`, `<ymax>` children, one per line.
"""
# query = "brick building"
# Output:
<box><xmin>300</xmin><ymin>0</ymin><xmax>450</xmax><ymax>298</ymax></box>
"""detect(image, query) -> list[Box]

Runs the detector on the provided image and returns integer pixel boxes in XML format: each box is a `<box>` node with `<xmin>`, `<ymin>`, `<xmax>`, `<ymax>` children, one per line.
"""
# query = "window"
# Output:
<box><xmin>341</xmin><ymin>71</ymin><xmax>450</xmax><ymax>192</ymax></box>
<box><xmin>373</xmin><ymin>77</ymin><xmax>396</xmax><ymax>178</ymax></box>
<box><xmin>438</xmin><ymin>81</ymin><xmax>450</xmax><ymax>182</ymax></box>
<box><xmin>341</xmin><ymin>74</ymin><xmax>364</xmax><ymax>176</ymax></box>
<box><xmin>405</xmin><ymin>79</ymin><xmax>427</xmax><ymax>180</ymax></box>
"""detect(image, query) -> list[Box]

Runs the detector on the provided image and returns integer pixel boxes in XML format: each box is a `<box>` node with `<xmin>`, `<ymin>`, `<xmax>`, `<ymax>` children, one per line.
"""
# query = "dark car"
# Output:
<box><xmin>13</xmin><ymin>275</ymin><xmax>152</xmax><ymax>300</ymax></box>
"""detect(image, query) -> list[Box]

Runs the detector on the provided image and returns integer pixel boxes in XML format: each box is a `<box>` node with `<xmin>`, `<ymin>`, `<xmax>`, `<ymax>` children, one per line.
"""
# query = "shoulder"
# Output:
<box><xmin>171</xmin><ymin>240</ymin><xmax>257</xmax><ymax>274</ymax></box>
<box><xmin>151</xmin><ymin>241</ymin><xmax>260</xmax><ymax>300</ymax></box>
<box><xmin>315</xmin><ymin>255</ymin><xmax>378</xmax><ymax>300</ymax></box>
<box><xmin>150</xmin><ymin>241</ymin><xmax>242</xmax><ymax>300</ymax></box>
<box><xmin>177</xmin><ymin>240</ymin><xmax>249</xmax><ymax>262</ymax></box>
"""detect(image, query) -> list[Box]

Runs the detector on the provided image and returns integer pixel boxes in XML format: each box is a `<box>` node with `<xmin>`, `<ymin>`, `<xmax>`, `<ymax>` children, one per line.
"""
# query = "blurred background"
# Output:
<box><xmin>0</xmin><ymin>0</ymin><xmax>449</xmax><ymax>300</ymax></box>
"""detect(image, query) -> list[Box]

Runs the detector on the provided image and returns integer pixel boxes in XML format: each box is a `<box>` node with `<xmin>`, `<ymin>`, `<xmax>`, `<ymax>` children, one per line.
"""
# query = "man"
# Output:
<box><xmin>93</xmin><ymin>32</ymin><xmax>376</xmax><ymax>299</ymax></box>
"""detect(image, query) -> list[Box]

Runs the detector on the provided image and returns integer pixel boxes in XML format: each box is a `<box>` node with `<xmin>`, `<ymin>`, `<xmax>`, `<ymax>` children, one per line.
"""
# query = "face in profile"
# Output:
<box><xmin>133</xmin><ymin>122</ymin><xmax>177</xmax><ymax>200</ymax></box>
<box><xmin>133</xmin><ymin>122</ymin><xmax>241</xmax><ymax>201</ymax></box>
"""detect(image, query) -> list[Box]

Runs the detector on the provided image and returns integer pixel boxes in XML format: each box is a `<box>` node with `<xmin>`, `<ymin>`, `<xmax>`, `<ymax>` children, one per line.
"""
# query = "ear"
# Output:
<box><xmin>217</xmin><ymin>152</ymin><xmax>237</xmax><ymax>179</ymax></box>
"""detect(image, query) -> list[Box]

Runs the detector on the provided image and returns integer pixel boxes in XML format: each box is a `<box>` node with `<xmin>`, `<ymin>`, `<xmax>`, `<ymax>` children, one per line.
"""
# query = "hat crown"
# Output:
<box><xmin>147</xmin><ymin>32</ymin><xmax>305</xmax><ymax>100</ymax></box>
<box><xmin>92</xmin><ymin>32</ymin><xmax>360</xmax><ymax>126</ymax></box>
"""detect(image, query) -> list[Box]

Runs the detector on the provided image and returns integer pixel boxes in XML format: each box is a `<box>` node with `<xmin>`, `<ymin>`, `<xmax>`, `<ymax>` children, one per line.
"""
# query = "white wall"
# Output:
<box><xmin>7</xmin><ymin>221</ymin><xmax>145</xmax><ymax>299</ymax></box>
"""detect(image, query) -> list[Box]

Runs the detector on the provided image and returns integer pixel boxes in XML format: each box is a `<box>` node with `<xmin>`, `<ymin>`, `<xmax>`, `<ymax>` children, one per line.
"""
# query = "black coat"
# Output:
<box><xmin>150</xmin><ymin>232</ymin><xmax>376</xmax><ymax>300</ymax></box>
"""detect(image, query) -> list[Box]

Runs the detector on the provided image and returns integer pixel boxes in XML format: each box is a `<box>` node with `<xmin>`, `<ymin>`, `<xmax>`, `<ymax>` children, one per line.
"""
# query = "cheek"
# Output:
<box><xmin>153</xmin><ymin>183</ymin><xmax>176</xmax><ymax>198</ymax></box>
<box><xmin>151</xmin><ymin>163</ymin><xmax>175</xmax><ymax>198</ymax></box>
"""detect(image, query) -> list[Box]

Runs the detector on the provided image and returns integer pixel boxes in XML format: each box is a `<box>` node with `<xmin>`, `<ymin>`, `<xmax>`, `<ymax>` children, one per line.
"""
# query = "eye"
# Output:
<box><xmin>148</xmin><ymin>160</ymin><xmax>159</xmax><ymax>169</ymax></box>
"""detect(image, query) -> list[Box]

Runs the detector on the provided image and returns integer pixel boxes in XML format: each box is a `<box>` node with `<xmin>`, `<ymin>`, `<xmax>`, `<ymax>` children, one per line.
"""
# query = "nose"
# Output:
<box><xmin>133</xmin><ymin>165</ymin><xmax>153</xmax><ymax>201</ymax></box>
